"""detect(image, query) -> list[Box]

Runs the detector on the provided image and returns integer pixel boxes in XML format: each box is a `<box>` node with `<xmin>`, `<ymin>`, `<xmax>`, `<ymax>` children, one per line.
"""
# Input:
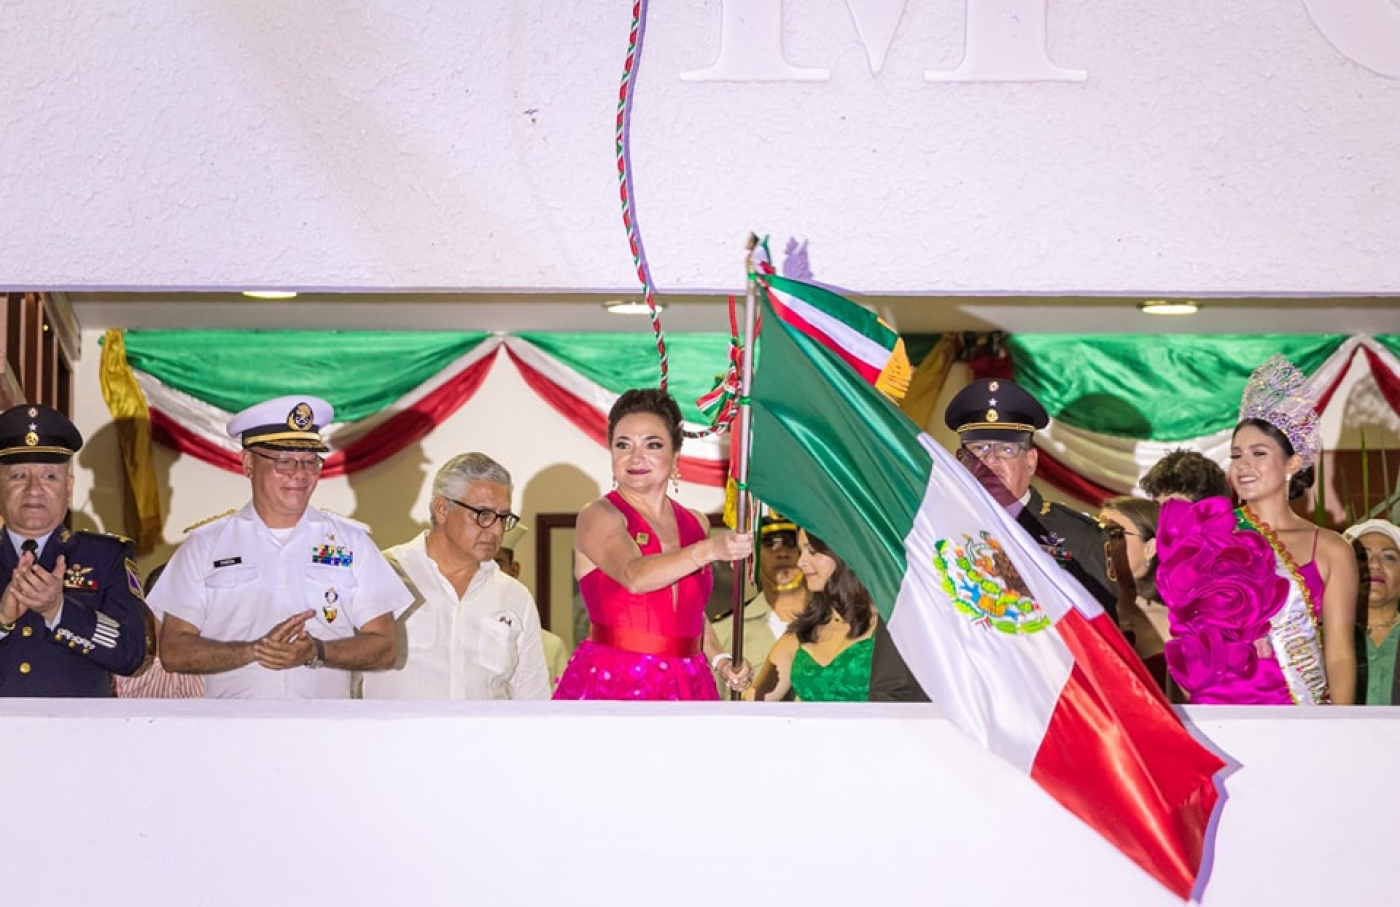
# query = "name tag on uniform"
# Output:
<box><xmin>213</xmin><ymin>557</ymin><xmax>243</xmax><ymax>568</ymax></box>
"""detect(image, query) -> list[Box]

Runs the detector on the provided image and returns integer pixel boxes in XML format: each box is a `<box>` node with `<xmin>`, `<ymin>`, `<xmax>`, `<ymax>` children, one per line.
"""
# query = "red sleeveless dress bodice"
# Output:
<box><xmin>553</xmin><ymin>492</ymin><xmax>719</xmax><ymax>700</ymax></box>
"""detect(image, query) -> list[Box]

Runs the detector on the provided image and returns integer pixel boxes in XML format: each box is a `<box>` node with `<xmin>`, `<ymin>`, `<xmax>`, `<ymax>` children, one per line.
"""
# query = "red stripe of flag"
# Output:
<box><xmin>1031</xmin><ymin>608</ymin><xmax>1225</xmax><ymax>901</ymax></box>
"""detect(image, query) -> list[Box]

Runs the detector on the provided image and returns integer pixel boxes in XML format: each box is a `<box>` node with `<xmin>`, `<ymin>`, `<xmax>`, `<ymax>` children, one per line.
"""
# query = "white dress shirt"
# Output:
<box><xmin>359</xmin><ymin>531</ymin><xmax>550</xmax><ymax>700</ymax></box>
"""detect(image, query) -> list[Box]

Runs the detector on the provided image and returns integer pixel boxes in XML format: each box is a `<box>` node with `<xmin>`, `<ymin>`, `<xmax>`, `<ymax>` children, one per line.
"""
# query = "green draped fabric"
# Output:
<box><xmin>1009</xmin><ymin>335</ymin><xmax>1350</xmax><ymax>440</ymax></box>
<box><xmin>1375</xmin><ymin>336</ymin><xmax>1400</xmax><ymax>362</ymax></box>
<box><xmin>515</xmin><ymin>333</ymin><xmax>733</xmax><ymax>422</ymax></box>
<box><xmin>122</xmin><ymin>331</ymin><xmax>491</xmax><ymax>421</ymax></box>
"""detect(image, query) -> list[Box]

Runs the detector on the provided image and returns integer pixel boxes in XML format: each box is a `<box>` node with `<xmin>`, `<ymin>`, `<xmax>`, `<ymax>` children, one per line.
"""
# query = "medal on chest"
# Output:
<box><xmin>63</xmin><ymin>562</ymin><xmax>98</xmax><ymax>590</ymax></box>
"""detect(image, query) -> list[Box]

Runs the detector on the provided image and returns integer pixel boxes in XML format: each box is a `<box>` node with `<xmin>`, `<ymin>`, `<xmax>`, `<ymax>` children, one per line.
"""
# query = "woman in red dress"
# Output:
<box><xmin>553</xmin><ymin>389</ymin><xmax>753</xmax><ymax>700</ymax></box>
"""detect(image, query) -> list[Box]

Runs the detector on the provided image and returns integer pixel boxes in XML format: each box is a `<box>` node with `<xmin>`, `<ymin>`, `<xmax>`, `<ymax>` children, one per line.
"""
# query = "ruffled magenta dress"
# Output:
<box><xmin>1158</xmin><ymin>497</ymin><xmax>1328</xmax><ymax>705</ymax></box>
<box><xmin>553</xmin><ymin>492</ymin><xmax>719</xmax><ymax>701</ymax></box>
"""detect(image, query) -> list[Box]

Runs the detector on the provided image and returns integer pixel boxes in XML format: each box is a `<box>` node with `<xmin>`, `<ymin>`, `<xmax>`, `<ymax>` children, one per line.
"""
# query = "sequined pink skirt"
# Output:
<box><xmin>552</xmin><ymin>639</ymin><xmax>720</xmax><ymax>701</ymax></box>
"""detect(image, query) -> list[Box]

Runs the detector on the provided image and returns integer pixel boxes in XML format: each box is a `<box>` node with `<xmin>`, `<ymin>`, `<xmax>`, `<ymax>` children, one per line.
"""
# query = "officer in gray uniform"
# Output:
<box><xmin>869</xmin><ymin>378</ymin><xmax>1114</xmax><ymax>701</ymax></box>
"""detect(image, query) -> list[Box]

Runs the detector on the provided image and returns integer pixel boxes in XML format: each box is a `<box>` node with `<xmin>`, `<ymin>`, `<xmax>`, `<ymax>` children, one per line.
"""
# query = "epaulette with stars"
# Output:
<box><xmin>182</xmin><ymin>510</ymin><xmax>236</xmax><ymax>534</ymax></box>
<box><xmin>56</xmin><ymin>527</ymin><xmax>135</xmax><ymax>547</ymax></box>
<box><xmin>72</xmin><ymin>528</ymin><xmax>135</xmax><ymax>545</ymax></box>
<box><xmin>318</xmin><ymin>509</ymin><xmax>371</xmax><ymax>532</ymax></box>
<box><xmin>1045</xmin><ymin>500</ymin><xmax>1101</xmax><ymax>529</ymax></box>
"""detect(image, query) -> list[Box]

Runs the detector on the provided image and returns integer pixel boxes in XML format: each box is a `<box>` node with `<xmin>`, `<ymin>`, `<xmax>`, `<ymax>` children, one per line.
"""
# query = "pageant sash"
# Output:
<box><xmin>1264</xmin><ymin>557</ymin><xmax>1329</xmax><ymax>705</ymax></box>
<box><xmin>1238</xmin><ymin>509</ymin><xmax>1330</xmax><ymax>705</ymax></box>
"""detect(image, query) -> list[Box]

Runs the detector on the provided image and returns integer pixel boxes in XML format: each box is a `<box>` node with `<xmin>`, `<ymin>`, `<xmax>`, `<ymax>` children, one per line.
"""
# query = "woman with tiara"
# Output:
<box><xmin>1156</xmin><ymin>354</ymin><xmax>1357</xmax><ymax>704</ymax></box>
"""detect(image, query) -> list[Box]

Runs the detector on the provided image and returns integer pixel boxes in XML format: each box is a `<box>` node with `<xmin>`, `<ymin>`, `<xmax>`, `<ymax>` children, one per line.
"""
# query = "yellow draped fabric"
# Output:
<box><xmin>898</xmin><ymin>333</ymin><xmax>957</xmax><ymax>431</ymax></box>
<box><xmin>99</xmin><ymin>330</ymin><xmax>162</xmax><ymax>555</ymax></box>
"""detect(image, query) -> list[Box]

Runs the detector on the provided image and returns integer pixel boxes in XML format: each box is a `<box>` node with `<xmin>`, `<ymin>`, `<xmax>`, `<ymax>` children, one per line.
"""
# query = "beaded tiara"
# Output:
<box><xmin>1237</xmin><ymin>354</ymin><xmax>1321</xmax><ymax>468</ymax></box>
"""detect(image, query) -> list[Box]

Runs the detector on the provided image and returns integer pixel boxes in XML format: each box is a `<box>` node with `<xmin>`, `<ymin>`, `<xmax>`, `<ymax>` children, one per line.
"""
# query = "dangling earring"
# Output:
<box><xmin>611</xmin><ymin>477</ymin><xmax>618</xmax><ymax>490</ymax></box>
<box><xmin>671</xmin><ymin>468</ymin><xmax>681</xmax><ymax>495</ymax></box>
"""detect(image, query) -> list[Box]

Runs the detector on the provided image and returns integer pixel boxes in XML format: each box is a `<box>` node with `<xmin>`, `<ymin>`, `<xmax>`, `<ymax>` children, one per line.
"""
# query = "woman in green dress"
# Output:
<box><xmin>745</xmin><ymin>530</ymin><xmax>875</xmax><ymax>702</ymax></box>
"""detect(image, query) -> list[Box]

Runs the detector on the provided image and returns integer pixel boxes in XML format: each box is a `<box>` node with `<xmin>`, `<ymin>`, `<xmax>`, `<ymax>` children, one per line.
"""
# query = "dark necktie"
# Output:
<box><xmin>20</xmin><ymin>539</ymin><xmax>38</xmax><ymax>559</ymax></box>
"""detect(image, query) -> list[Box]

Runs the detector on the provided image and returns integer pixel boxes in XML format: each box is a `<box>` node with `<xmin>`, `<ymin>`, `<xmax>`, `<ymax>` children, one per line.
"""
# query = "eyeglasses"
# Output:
<box><xmin>960</xmin><ymin>441</ymin><xmax>1029</xmax><ymax>462</ymax></box>
<box><xmin>1102</xmin><ymin>524</ymin><xmax>1140</xmax><ymax>542</ymax></box>
<box><xmin>252</xmin><ymin>450</ymin><xmax>325</xmax><ymax>476</ymax></box>
<box><xmin>447</xmin><ymin>498</ymin><xmax>520</xmax><ymax>531</ymax></box>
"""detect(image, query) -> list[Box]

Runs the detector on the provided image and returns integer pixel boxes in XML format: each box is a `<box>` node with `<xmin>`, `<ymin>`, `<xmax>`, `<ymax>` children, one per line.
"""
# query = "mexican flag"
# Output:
<box><xmin>747</xmin><ymin>299</ymin><xmax>1226</xmax><ymax>900</ymax></box>
<box><xmin>758</xmin><ymin>272</ymin><xmax>911</xmax><ymax>401</ymax></box>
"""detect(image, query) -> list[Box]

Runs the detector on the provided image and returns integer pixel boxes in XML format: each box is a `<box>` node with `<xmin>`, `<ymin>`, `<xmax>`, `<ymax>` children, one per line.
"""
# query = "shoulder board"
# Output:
<box><xmin>317</xmin><ymin>509</ymin><xmax>371</xmax><ymax>532</ymax></box>
<box><xmin>1048</xmin><ymin>502</ymin><xmax>1100</xmax><ymax>527</ymax></box>
<box><xmin>71</xmin><ymin>528</ymin><xmax>135</xmax><ymax>546</ymax></box>
<box><xmin>182</xmin><ymin>510</ymin><xmax>236</xmax><ymax>534</ymax></box>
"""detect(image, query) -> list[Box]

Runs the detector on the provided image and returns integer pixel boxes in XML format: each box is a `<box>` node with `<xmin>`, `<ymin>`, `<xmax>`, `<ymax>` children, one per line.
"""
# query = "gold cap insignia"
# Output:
<box><xmin>24</xmin><ymin>430</ymin><xmax>38</xmax><ymax>447</ymax></box>
<box><xmin>288</xmin><ymin>402</ymin><xmax>314</xmax><ymax>431</ymax></box>
<box><xmin>986</xmin><ymin>409</ymin><xmax>999</xmax><ymax>423</ymax></box>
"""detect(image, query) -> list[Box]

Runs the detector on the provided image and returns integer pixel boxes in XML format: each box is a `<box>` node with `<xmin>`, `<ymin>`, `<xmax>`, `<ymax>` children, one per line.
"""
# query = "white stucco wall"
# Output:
<box><xmin>3</xmin><ymin>1</ymin><xmax>1398</xmax><ymax>297</ymax></box>
<box><xmin>1</xmin><ymin>699</ymin><xmax>1395</xmax><ymax>907</ymax></box>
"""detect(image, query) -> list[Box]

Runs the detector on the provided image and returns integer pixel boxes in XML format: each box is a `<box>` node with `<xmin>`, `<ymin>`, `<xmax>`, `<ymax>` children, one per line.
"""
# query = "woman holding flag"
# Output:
<box><xmin>1158</xmin><ymin>354</ymin><xmax>1357</xmax><ymax>704</ymax></box>
<box><xmin>553</xmin><ymin>388</ymin><xmax>754</xmax><ymax>700</ymax></box>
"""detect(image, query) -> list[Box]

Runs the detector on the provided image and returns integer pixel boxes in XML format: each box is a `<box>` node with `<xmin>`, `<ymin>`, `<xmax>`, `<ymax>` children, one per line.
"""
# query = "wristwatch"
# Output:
<box><xmin>304</xmin><ymin>636</ymin><xmax>326</xmax><ymax>670</ymax></box>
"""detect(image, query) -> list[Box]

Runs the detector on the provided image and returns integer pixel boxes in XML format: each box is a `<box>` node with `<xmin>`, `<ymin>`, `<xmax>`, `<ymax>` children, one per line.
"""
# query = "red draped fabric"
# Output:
<box><xmin>151</xmin><ymin>353</ymin><xmax>498</xmax><ymax>476</ymax></box>
<box><xmin>505</xmin><ymin>346</ymin><xmax>728</xmax><ymax>487</ymax></box>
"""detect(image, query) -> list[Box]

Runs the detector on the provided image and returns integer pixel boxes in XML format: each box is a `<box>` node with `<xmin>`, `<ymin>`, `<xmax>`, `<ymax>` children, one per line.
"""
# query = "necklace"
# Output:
<box><xmin>1367</xmin><ymin>613</ymin><xmax>1400</xmax><ymax>633</ymax></box>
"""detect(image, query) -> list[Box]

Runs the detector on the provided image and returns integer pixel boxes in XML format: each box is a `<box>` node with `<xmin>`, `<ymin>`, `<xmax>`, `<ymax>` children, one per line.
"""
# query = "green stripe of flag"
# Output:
<box><xmin>749</xmin><ymin>294</ymin><xmax>931</xmax><ymax>618</ymax></box>
<box><xmin>762</xmin><ymin>273</ymin><xmax>900</xmax><ymax>350</ymax></box>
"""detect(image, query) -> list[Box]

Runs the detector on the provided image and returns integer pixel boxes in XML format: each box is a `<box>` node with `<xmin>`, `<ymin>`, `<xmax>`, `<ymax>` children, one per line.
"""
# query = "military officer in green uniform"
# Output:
<box><xmin>869</xmin><ymin>378</ymin><xmax>1114</xmax><ymax>701</ymax></box>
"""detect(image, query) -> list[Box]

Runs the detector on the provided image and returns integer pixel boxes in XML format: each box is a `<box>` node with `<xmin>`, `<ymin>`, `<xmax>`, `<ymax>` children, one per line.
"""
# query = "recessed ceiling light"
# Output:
<box><xmin>242</xmin><ymin>290</ymin><xmax>299</xmax><ymax>300</ymax></box>
<box><xmin>1139</xmin><ymin>299</ymin><xmax>1199</xmax><ymax>315</ymax></box>
<box><xmin>603</xmin><ymin>299</ymin><xmax>661</xmax><ymax>315</ymax></box>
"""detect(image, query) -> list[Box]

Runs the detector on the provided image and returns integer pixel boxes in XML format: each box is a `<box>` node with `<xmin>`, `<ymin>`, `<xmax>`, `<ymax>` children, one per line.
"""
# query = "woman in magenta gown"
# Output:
<box><xmin>553</xmin><ymin>389</ymin><xmax>754</xmax><ymax>700</ymax></box>
<box><xmin>1157</xmin><ymin>355</ymin><xmax>1357</xmax><ymax>704</ymax></box>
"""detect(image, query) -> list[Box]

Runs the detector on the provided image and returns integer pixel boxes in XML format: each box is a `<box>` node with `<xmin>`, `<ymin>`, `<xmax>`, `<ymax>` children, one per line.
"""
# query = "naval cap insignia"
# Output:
<box><xmin>986</xmin><ymin>409</ymin><xmax>999</xmax><ymax>423</ymax></box>
<box><xmin>288</xmin><ymin>402</ymin><xmax>314</xmax><ymax>431</ymax></box>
